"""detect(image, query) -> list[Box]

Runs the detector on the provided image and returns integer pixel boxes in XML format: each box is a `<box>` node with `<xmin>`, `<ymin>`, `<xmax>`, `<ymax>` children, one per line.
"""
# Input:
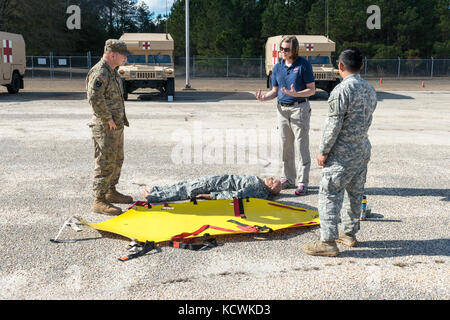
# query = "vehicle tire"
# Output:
<box><xmin>7</xmin><ymin>72</ymin><xmax>21</xmax><ymax>94</ymax></box>
<box><xmin>326</xmin><ymin>79</ymin><xmax>340</xmax><ymax>96</ymax></box>
<box><xmin>267</xmin><ymin>74</ymin><xmax>273</xmax><ymax>90</ymax></box>
<box><xmin>166</xmin><ymin>78</ymin><xmax>175</xmax><ymax>97</ymax></box>
<box><xmin>122</xmin><ymin>80</ymin><xmax>128</xmax><ymax>101</ymax></box>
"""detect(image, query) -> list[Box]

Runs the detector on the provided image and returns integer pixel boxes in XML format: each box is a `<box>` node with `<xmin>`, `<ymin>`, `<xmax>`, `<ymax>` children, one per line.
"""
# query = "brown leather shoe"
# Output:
<box><xmin>105</xmin><ymin>187</ymin><xmax>133</xmax><ymax>204</ymax></box>
<box><xmin>301</xmin><ymin>240</ymin><xmax>339</xmax><ymax>257</ymax></box>
<box><xmin>336</xmin><ymin>232</ymin><xmax>357</xmax><ymax>247</ymax></box>
<box><xmin>93</xmin><ymin>198</ymin><xmax>122</xmax><ymax>215</ymax></box>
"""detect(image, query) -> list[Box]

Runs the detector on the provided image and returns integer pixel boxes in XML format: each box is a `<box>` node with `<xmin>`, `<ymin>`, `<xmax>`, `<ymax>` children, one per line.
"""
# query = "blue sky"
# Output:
<box><xmin>141</xmin><ymin>0</ymin><xmax>175</xmax><ymax>17</ymax></box>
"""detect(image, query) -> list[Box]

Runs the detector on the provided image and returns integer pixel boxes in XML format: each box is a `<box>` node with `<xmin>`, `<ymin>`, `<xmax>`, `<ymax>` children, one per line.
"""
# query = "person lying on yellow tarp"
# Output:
<box><xmin>141</xmin><ymin>174</ymin><xmax>282</xmax><ymax>203</ymax></box>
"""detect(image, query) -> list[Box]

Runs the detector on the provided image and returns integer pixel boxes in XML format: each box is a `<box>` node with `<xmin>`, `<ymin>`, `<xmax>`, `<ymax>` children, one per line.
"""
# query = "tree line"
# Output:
<box><xmin>1</xmin><ymin>0</ymin><xmax>449</xmax><ymax>58</ymax></box>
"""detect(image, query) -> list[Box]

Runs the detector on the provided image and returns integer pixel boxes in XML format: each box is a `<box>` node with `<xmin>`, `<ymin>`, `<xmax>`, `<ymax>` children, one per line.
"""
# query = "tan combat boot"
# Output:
<box><xmin>105</xmin><ymin>187</ymin><xmax>133</xmax><ymax>204</ymax></box>
<box><xmin>336</xmin><ymin>232</ymin><xmax>357</xmax><ymax>247</ymax></box>
<box><xmin>93</xmin><ymin>198</ymin><xmax>122</xmax><ymax>215</ymax></box>
<box><xmin>301</xmin><ymin>240</ymin><xmax>339</xmax><ymax>257</ymax></box>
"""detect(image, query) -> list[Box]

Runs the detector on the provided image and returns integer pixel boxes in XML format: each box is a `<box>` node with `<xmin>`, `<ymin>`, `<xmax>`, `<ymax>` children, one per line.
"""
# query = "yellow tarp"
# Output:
<box><xmin>78</xmin><ymin>198</ymin><xmax>319</xmax><ymax>243</ymax></box>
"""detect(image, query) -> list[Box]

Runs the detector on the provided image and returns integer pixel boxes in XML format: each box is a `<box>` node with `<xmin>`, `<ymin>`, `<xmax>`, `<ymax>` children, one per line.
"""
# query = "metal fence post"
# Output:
<box><xmin>397</xmin><ymin>57</ymin><xmax>400</xmax><ymax>78</ymax></box>
<box><xmin>226</xmin><ymin>56</ymin><xmax>229</xmax><ymax>78</ymax></box>
<box><xmin>260</xmin><ymin>56</ymin><xmax>263</xmax><ymax>79</ymax></box>
<box><xmin>87</xmin><ymin>51</ymin><xmax>91</xmax><ymax>70</ymax></box>
<box><xmin>364</xmin><ymin>56</ymin><xmax>367</xmax><ymax>78</ymax></box>
<box><xmin>50</xmin><ymin>52</ymin><xmax>53</xmax><ymax>79</ymax></box>
<box><xmin>430</xmin><ymin>57</ymin><xmax>434</xmax><ymax>79</ymax></box>
<box><xmin>31</xmin><ymin>55</ymin><xmax>34</xmax><ymax>79</ymax></box>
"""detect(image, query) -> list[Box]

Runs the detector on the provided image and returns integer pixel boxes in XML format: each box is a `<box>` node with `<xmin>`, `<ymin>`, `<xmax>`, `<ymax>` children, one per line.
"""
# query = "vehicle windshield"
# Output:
<box><xmin>148</xmin><ymin>54</ymin><xmax>171</xmax><ymax>64</ymax></box>
<box><xmin>127</xmin><ymin>55</ymin><xmax>146</xmax><ymax>64</ymax></box>
<box><xmin>308</xmin><ymin>56</ymin><xmax>330</xmax><ymax>65</ymax></box>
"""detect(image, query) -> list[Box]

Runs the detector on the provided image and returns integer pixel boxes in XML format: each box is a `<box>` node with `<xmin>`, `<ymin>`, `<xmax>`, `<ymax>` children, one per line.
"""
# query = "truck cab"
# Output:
<box><xmin>118</xmin><ymin>33</ymin><xmax>175</xmax><ymax>100</ymax></box>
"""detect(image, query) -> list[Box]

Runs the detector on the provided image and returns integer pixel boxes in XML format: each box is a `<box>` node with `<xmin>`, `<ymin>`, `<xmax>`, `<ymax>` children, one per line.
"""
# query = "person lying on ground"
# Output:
<box><xmin>140</xmin><ymin>174</ymin><xmax>282</xmax><ymax>203</ymax></box>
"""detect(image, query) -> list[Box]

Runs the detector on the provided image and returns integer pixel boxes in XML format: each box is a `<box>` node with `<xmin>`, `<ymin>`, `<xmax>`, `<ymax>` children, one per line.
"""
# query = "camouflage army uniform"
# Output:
<box><xmin>318</xmin><ymin>74</ymin><xmax>377</xmax><ymax>241</ymax></box>
<box><xmin>86</xmin><ymin>58</ymin><xmax>129</xmax><ymax>200</ymax></box>
<box><xmin>146</xmin><ymin>175</ymin><xmax>269</xmax><ymax>203</ymax></box>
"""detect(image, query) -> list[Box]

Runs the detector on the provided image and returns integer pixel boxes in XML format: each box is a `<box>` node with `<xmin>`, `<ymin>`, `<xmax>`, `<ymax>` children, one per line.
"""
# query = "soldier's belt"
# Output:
<box><xmin>278</xmin><ymin>98</ymin><xmax>307</xmax><ymax>107</ymax></box>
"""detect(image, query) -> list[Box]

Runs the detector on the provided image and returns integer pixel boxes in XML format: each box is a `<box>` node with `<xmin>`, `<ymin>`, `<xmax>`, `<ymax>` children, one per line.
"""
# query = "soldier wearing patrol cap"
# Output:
<box><xmin>302</xmin><ymin>47</ymin><xmax>377</xmax><ymax>257</ymax></box>
<box><xmin>86</xmin><ymin>39</ymin><xmax>133</xmax><ymax>215</ymax></box>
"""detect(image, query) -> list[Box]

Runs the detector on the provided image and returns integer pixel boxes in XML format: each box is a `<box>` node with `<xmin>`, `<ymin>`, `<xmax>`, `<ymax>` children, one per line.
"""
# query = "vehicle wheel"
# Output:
<box><xmin>166</xmin><ymin>78</ymin><xmax>175</xmax><ymax>97</ymax></box>
<box><xmin>7</xmin><ymin>72</ymin><xmax>21</xmax><ymax>94</ymax></box>
<box><xmin>327</xmin><ymin>79</ymin><xmax>340</xmax><ymax>96</ymax></box>
<box><xmin>267</xmin><ymin>74</ymin><xmax>273</xmax><ymax>90</ymax></box>
<box><xmin>121</xmin><ymin>80</ymin><xmax>128</xmax><ymax>101</ymax></box>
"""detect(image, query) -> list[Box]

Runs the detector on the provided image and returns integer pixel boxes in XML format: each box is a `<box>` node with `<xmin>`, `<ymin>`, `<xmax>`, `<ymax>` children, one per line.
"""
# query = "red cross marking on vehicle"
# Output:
<box><xmin>3</xmin><ymin>40</ymin><xmax>13</xmax><ymax>63</ymax></box>
<box><xmin>306</xmin><ymin>43</ymin><xmax>314</xmax><ymax>51</ymax></box>
<box><xmin>272</xmin><ymin>43</ymin><xmax>278</xmax><ymax>64</ymax></box>
<box><xmin>142</xmin><ymin>42</ymin><xmax>151</xmax><ymax>50</ymax></box>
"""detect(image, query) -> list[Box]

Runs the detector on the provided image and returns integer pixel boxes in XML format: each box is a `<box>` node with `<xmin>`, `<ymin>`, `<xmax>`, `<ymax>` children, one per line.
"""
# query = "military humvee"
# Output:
<box><xmin>1</xmin><ymin>31</ymin><xmax>25</xmax><ymax>94</ymax></box>
<box><xmin>265</xmin><ymin>35</ymin><xmax>340</xmax><ymax>95</ymax></box>
<box><xmin>118</xmin><ymin>33</ymin><xmax>175</xmax><ymax>100</ymax></box>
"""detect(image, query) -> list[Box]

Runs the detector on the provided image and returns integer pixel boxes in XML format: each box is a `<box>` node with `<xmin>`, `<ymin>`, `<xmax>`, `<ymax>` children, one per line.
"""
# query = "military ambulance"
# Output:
<box><xmin>118</xmin><ymin>33</ymin><xmax>175</xmax><ymax>100</ymax></box>
<box><xmin>1</xmin><ymin>31</ymin><xmax>25</xmax><ymax>94</ymax></box>
<box><xmin>265</xmin><ymin>35</ymin><xmax>340</xmax><ymax>95</ymax></box>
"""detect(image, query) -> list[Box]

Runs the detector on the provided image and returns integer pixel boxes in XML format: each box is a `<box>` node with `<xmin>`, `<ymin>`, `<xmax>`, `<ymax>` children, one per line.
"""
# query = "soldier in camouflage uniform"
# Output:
<box><xmin>141</xmin><ymin>175</ymin><xmax>282</xmax><ymax>203</ymax></box>
<box><xmin>86</xmin><ymin>39</ymin><xmax>133</xmax><ymax>215</ymax></box>
<box><xmin>302</xmin><ymin>47</ymin><xmax>377</xmax><ymax>257</ymax></box>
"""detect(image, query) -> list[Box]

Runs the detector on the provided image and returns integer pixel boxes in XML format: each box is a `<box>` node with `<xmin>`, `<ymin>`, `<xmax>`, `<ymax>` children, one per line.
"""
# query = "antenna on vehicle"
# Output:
<box><xmin>165</xmin><ymin>0</ymin><xmax>169</xmax><ymax>40</ymax></box>
<box><xmin>325</xmin><ymin>0</ymin><xmax>329</xmax><ymax>40</ymax></box>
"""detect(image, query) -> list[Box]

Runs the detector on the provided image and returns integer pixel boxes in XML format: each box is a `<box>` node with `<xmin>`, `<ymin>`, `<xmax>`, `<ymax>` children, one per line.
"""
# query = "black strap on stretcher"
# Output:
<box><xmin>169</xmin><ymin>233</ymin><xmax>218</xmax><ymax>251</ymax></box>
<box><xmin>227</xmin><ymin>219</ymin><xmax>274</xmax><ymax>233</ymax></box>
<box><xmin>118</xmin><ymin>241</ymin><xmax>156</xmax><ymax>262</ymax></box>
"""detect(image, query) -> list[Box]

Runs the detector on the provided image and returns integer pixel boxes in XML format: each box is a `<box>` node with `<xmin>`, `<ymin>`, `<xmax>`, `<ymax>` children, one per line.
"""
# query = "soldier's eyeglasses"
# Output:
<box><xmin>280</xmin><ymin>47</ymin><xmax>291</xmax><ymax>52</ymax></box>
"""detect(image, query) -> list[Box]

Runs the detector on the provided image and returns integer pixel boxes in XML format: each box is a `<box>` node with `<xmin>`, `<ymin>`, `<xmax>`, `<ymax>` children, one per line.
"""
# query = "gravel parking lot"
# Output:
<box><xmin>0</xmin><ymin>78</ymin><xmax>449</xmax><ymax>300</ymax></box>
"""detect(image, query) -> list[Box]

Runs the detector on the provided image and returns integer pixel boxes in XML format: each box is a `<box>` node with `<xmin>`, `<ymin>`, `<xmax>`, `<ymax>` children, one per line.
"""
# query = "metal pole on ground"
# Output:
<box><xmin>364</xmin><ymin>56</ymin><xmax>367</xmax><ymax>78</ymax></box>
<box><xmin>184</xmin><ymin>0</ymin><xmax>191</xmax><ymax>89</ymax></box>
<box><xmin>430</xmin><ymin>57</ymin><xmax>434</xmax><ymax>79</ymax></box>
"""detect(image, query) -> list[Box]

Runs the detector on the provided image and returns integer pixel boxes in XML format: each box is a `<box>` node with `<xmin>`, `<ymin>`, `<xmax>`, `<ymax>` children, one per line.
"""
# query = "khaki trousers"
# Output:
<box><xmin>277</xmin><ymin>101</ymin><xmax>311</xmax><ymax>187</ymax></box>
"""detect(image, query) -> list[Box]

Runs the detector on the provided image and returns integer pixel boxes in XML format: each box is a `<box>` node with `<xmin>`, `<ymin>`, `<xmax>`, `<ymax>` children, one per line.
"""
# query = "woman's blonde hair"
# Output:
<box><xmin>280</xmin><ymin>36</ymin><xmax>299</xmax><ymax>61</ymax></box>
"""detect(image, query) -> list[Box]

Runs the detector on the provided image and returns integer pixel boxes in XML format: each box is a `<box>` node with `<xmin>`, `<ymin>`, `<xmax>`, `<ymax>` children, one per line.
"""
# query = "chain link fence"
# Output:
<box><xmin>25</xmin><ymin>54</ymin><xmax>450</xmax><ymax>79</ymax></box>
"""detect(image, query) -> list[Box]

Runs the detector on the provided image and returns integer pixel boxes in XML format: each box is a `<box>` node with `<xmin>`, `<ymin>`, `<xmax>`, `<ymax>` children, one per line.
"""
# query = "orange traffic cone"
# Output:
<box><xmin>379</xmin><ymin>78</ymin><xmax>383</xmax><ymax>85</ymax></box>
<box><xmin>421</xmin><ymin>81</ymin><xmax>425</xmax><ymax>88</ymax></box>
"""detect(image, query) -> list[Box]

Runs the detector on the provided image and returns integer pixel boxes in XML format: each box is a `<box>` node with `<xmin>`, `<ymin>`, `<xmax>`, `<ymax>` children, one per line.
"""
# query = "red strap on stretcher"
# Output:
<box><xmin>127</xmin><ymin>201</ymin><xmax>152</xmax><ymax>210</ymax></box>
<box><xmin>267</xmin><ymin>202</ymin><xmax>306</xmax><ymax>212</ymax></box>
<box><xmin>170</xmin><ymin>223</ymin><xmax>260</xmax><ymax>242</ymax></box>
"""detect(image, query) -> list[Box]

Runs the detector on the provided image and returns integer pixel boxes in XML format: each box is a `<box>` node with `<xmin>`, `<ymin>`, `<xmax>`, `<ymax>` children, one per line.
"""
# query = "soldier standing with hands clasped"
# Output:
<box><xmin>302</xmin><ymin>47</ymin><xmax>377</xmax><ymax>257</ymax></box>
<box><xmin>86</xmin><ymin>39</ymin><xmax>133</xmax><ymax>215</ymax></box>
<box><xmin>255</xmin><ymin>36</ymin><xmax>316</xmax><ymax>196</ymax></box>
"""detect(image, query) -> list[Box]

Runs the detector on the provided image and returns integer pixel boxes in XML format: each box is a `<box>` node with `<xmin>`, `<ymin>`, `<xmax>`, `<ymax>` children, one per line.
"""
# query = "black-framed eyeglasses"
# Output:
<box><xmin>280</xmin><ymin>46</ymin><xmax>291</xmax><ymax>52</ymax></box>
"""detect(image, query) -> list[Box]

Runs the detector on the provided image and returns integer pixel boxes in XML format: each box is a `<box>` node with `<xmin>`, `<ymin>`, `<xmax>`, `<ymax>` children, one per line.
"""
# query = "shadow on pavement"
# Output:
<box><xmin>339</xmin><ymin>238</ymin><xmax>450</xmax><ymax>258</ymax></box>
<box><xmin>132</xmin><ymin>91</ymin><xmax>257</xmax><ymax>102</ymax></box>
<box><xmin>0</xmin><ymin>91</ymin><xmax>86</xmax><ymax>102</ymax></box>
<box><xmin>376</xmin><ymin>91</ymin><xmax>414</xmax><ymax>101</ymax></box>
<box><xmin>366</xmin><ymin>187</ymin><xmax>449</xmax><ymax>201</ymax></box>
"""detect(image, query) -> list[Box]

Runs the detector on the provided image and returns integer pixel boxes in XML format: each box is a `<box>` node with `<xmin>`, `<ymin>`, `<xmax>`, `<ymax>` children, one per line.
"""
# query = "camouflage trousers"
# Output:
<box><xmin>318</xmin><ymin>159</ymin><xmax>369</xmax><ymax>241</ymax></box>
<box><xmin>147</xmin><ymin>177</ymin><xmax>212</xmax><ymax>203</ymax></box>
<box><xmin>277</xmin><ymin>101</ymin><xmax>311</xmax><ymax>187</ymax></box>
<box><xmin>91</xmin><ymin>124</ymin><xmax>124</xmax><ymax>199</ymax></box>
